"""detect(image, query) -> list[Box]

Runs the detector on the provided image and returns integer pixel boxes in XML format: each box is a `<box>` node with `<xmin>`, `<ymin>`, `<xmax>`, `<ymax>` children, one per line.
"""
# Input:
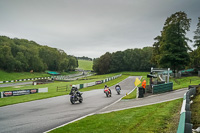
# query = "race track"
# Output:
<box><xmin>0</xmin><ymin>76</ymin><xmax>137</xmax><ymax>133</ymax></box>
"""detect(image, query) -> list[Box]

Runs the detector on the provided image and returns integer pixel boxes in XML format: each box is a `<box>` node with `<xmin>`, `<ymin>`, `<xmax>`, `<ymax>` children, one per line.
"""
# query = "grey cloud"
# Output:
<box><xmin>0</xmin><ymin>0</ymin><xmax>200</xmax><ymax>58</ymax></box>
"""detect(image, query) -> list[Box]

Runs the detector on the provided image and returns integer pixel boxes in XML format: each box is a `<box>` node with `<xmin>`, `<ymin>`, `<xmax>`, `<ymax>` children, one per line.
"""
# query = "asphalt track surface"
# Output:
<box><xmin>0</xmin><ymin>76</ymin><xmax>137</xmax><ymax>133</ymax></box>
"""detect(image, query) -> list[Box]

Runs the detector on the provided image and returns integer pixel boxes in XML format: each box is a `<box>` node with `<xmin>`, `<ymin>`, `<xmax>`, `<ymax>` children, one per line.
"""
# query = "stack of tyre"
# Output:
<box><xmin>177</xmin><ymin>87</ymin><xmax>197</xmax><ymax>133</ymax></box>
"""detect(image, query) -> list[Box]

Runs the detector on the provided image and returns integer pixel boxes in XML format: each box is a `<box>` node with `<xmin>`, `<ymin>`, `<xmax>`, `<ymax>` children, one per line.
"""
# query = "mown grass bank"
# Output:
<box><xmin>78</xmin><ymin>60</ymin><xmax>93</xmax><ymax>70</ymax></box>
<box><xmin>170</xmin><ymin>76</ymin><xmax>200</xmax><ymax>90</ymax></box>
<box><xmin>50</xmin><ymin>99</ymin><xmax>182</xmax><ymax>133</ymax></box>
<box><xmin>0</xmin><ymin>70</ymin><xmax>78</xmax><ymax>81</ymax></box>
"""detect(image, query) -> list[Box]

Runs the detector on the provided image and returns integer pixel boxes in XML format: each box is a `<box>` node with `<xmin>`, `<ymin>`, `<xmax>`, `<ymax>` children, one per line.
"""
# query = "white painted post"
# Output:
<box><xmin>167</xmin><ymin>68</ymin><xmax>170</xmax><ymax>83</ymax></box>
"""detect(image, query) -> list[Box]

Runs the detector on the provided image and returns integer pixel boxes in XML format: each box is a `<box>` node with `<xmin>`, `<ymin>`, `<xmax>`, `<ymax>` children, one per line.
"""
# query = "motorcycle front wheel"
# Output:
<box><xmin>70</xmin><ymin>96</ymin><xmax>75</xmax><ymax>104</ymax></box>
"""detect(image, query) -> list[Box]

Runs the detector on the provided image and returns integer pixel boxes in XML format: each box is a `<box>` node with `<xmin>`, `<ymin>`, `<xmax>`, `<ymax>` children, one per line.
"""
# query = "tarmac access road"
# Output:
<box><xmin>0</xmin><ymin>76</ymin><xmax>137</xmax><ymax>133</ymax></box>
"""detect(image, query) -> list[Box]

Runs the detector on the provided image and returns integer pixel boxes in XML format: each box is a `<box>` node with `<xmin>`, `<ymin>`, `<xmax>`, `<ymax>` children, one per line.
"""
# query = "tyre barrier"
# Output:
<box><xmin>0</xmin><ymin>77</ymin><xmax>51</xmax><ymax>84</ymax></box>
<box><xmin>177</xmin><ymin>87</ymin><xmax>197</xmax><ymax>133</ymax></box>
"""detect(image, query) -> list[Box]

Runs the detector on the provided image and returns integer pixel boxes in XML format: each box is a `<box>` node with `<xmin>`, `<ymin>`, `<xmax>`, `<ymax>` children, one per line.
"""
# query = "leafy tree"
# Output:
<box><xmin>154</xmin><ymin>11</ymin><xmax>191</xmax><ymax>74</ymax></box>
<box><xmin>0</xmin><ymin>35</ymin><xmax>78</xmax><ymax>72</ymax></box>
<box><xmin>194</xmin><ymin>17</ymin><xmax>200</xmax><ymax>48</ymax></box>
<box><xmin>110</xmin><ymin>51</ymin><xmax>124</xmax><ymax>72</ymax></box>
<box><xmin>15</xmin><ymin>52</ymin><xmax>29</xmax><ymax>71</ymax></box>
<box><xmin>93</xmin><ymin>58</ymin><xmax>100</xmax><ymax>73</ymax></box>
<box><xmin>0</xmin><ymin>45</ymin><xmax>16</xmax><ymax>72</ymax></box>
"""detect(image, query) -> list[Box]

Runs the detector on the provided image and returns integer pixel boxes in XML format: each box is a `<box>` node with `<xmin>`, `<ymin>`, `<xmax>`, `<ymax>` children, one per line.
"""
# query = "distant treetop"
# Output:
<box><xmin>77</xmin><ymin>56</ymin><xmax>92</xmax><ymax>61</ymax></box>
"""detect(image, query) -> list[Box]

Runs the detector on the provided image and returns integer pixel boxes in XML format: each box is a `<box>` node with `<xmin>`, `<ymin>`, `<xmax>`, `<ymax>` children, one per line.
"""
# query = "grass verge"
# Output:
<box><xmin>170</xmin><ymin>76</ymin><xmax>200</xmax><ymax>90</ymax></box>
<box><xmin>0</xmin><ymin>70</ymin><xmax>79</xmax><ymax>81</ymax></box>
<box><xmin>50</xmin><ymin>99</ymin><xmax>182</xmax><ymax>133</ymax></box>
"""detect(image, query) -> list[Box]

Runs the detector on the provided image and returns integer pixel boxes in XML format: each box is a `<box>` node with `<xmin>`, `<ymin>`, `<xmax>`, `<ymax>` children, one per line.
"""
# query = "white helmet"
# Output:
<box><xmin>72</xmin><ymin>85</ymin><xmax>76</xmax><ymax>88</ymax></box>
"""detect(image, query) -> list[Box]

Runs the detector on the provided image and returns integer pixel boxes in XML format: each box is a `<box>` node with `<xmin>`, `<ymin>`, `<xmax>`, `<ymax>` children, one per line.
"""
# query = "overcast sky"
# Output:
<box><xmin>0</xmin><ymin>0</ymin><xmax>200</xmax><ymax>58</ymax></box>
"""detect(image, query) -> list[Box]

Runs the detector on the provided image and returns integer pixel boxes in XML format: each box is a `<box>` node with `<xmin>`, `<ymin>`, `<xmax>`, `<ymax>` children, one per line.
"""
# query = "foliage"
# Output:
<box><xmin>152</xmin><ymin>11</ymin><xmax>191</xmax><ymax>73</ymax></box>
<box><xmin>191</xmin><ymin>87</ymin><xmax>200</xmax><ymax>128</ymax></box>
<box><xmin>193</xmin><ymin>17</ymin><xmax>200</xmax><ymax>48</ymax></box>
<box><xmin>50</xmin><ymin>99</ymin><xmax>182</xmax><ymax>133</ymax></box>
<box><xmin>93</xmin><ymin>47</ymin><xmax>155</xmax><ymax>74</ymax></box>
<box><xmin>189</xmin><ymin>47</ymin><xmax>200</xmax><ymax>70</ymax></box>
<box><xmin>0</xmin><ymin>36</ymin><xmax>78</xmax><ymax>72</ymax></box>
<box><xmin>77</xmin><ymin>56</ymin><xmax>92</xmax><ymax>61</ymax></box>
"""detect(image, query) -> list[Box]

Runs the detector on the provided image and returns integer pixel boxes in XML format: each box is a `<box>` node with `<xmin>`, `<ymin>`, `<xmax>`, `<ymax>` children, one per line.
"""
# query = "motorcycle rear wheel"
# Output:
<box><xmin>79</xmin><ymin>96</ymin><xmax>83</xmax><ymax>103</ymax></box>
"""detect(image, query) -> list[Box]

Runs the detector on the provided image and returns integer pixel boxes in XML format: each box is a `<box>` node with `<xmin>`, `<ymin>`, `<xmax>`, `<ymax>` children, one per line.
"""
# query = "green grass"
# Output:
<box><xmin>50</xmin><ymin>99</ymin><xmax>182</xmax><ymax>133</ymax></box>
<box><xmin>0</xmin><ymin>70</ymin><xmax>79</xmax><ymax>81</ymax></box>
<box><xmin>0</xmin><ymin>70</ymin><xmax>50</xmax><ymax>81</ymax></box>
<box><xmin>78</xmin><ymin>60</ymin><xmax>93</xmax><ymax>70</ymax></box>
<box><xmin>191</xmin><ymin>87</ymin><xmax>200</xmax><ymax>129</ymax></box>
<box><xmin>170</xmin><ymin>76</ymin><xmax>200</xmax><ymax>90</ymax></box>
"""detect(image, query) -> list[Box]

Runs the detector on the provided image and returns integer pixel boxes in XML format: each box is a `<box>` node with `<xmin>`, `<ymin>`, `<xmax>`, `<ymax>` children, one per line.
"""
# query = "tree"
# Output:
<box><xmin>151</xmin><ymin>36</ymin><xmax>162</xmax><ymax>67</ymax></box>
<box><xmin>110</xmin><ymin>51</ymin><xmax>124</xmax><ymax>72</ymax></box>
<box><xmin>194</xmin><ymin>17</ymin><xmax>200</xmax><ymax>48</ymax></box>
<box><xmin>0</xmin><ymin>45</ymin><xmax>16</xmax><ymax>72</ymax></box>
<box><xmin>156</xmin><ymin>11</ymin><xmax>191</xmax><ymax>74</ymax></box>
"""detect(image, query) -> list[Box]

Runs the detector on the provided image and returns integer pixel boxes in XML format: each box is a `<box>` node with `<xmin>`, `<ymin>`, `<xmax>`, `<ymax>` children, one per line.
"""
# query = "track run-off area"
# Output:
<box><xmin>0</xmin><ymin>76</ymin><xmax>187</xmax><ymax>133</ymax></box>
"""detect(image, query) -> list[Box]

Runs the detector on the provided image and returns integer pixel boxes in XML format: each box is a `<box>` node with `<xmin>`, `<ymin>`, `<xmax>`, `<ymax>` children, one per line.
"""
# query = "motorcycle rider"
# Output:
<box><xmin>104</xmin><ymin>84</ymin><xmax>111</xmax><ymax>94</ymax></box>
<box><xmin>70</xmin><ymin>85</ymin><xmax>81</xmax><ymax>96</ymax></box>
<box><xmin>115</xmin><ymin>84</ymin><xmax>121</xmax><ymax>90</ymax></box>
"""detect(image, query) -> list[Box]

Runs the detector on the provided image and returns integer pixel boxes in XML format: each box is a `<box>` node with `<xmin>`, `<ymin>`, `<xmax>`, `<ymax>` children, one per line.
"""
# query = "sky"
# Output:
<box><xmin>0</xmin><ymin>0</ymin><xmax>200</xmax><ymax>58</ymax></box>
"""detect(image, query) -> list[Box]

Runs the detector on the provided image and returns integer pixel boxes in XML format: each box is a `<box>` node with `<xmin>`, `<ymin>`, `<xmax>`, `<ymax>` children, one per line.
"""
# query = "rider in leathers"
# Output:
<box><xmin>70</xmin><ymin>85</ymin><xmax>81</xmax><ymax>96</ymax></box>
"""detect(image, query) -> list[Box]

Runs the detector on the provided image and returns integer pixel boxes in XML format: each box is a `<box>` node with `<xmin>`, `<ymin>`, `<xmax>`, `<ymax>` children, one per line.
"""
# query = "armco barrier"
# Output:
<box><xmin>177</xmin><ymin>87</ymin><xmax>197</xmax><ymax>133</ymax></box>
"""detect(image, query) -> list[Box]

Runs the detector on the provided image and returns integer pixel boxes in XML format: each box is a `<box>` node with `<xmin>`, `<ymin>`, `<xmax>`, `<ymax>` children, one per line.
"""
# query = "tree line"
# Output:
<box><xmin>93</xmin><ymin>11</ymin><xmax>200</xmax><ymax>74</ymax></box>
<box><xmin>0</xmin><ymin>36</ymin><xmax>78</xmax><ymax>72</ymax></box>
<box><xmin>93</xmin><ymin>47</ymin><xmax>156</xmax><ymax>74</ymax></box>
<box><xmin>77</xmin><ymin>56</ymin><xmax>92</xmax><ymax>61</ymax></box>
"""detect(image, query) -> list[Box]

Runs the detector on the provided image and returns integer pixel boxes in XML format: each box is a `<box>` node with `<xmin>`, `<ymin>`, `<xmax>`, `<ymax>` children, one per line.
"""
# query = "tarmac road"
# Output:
<box><xmin>0</xmin><ymin>76</ymin><xmax>137</xmax><ymax>133</ymax></box>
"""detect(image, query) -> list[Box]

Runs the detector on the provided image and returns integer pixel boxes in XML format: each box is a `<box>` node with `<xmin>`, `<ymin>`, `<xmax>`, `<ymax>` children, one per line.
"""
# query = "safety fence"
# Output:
<box><xmin>0</xmin><ymin>87</ymin><xmax>48</xmax><ymax>98</ymax></box>
<box><xmin>177</xmin><ymin>87</ymin><xmax>197</xmax><ymax>133</ymax></box>
<box><xmin>73</xmin><ymin>74</ymin><xmax>122</xmax><ymax>89</ymax></box>
<box><xmin>152</xmin><ymin>82</ymin><xmax>173</xmax><ymax>94</ymax></box>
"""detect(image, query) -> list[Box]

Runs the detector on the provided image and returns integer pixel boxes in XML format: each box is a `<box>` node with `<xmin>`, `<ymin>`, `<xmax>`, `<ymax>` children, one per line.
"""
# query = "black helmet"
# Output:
<box><xmin>105</xmin><ymin>84</ymin><xmax>107</xmax><ymax>87</ymax></box>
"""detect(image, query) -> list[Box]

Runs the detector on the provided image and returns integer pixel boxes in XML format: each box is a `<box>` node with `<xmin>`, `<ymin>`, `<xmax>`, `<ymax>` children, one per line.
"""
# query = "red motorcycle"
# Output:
<box><xmin>104</xmin><ymin>87</ymin><xmax>111</xmax><ymax>97</ymax></box>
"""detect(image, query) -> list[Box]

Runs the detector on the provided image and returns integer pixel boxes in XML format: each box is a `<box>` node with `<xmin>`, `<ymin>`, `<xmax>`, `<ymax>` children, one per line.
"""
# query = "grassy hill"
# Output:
<box><xmin>78</xmin><ymin>59</ymin><xmax>93</xmax><ymax>71</ymax></box>
<box><xmin>0</xmin><ymin>70</ymin><xmax>50</xmax><ymax>81</ymax></box>
<box><xmin>0</xmin><ymin>70</ymin><xmax>78</xmax><ymax>81</ymax></box>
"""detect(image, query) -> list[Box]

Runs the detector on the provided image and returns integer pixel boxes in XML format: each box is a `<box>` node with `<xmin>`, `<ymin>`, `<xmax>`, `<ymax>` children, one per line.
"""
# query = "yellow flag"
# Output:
<box><xmin>134</xmin><ymin>78</ymin><xmax>141</xmax><ymax>86</ymax></box>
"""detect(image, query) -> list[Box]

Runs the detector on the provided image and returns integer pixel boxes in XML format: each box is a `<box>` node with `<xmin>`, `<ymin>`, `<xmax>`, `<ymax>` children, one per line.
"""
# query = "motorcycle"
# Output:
<box><xmin>70</xmin><ymin>88</ymin><xmax>83</xmax><ymax>104</ymax></box>
<box><xmin>104</xmin><ymin>87</ymin><xmax>111</xmax><ymax>97</ymax></box>
<box><xmin>115</xmin><ymin>86</ymin><xmax>121</xmax><ymax>95</ymax></box>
